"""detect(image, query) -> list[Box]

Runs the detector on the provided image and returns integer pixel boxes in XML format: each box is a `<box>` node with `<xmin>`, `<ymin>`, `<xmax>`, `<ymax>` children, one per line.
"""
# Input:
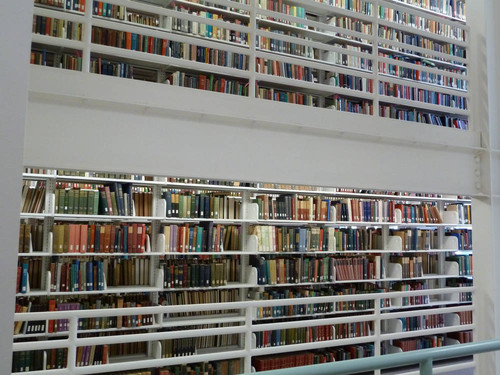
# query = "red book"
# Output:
<box><xmin>98</xmin><ymin>1</ymin><xmax>103</xmax><ymax>16</ymax></box>
<box><xmin>104</xmin><ymin>186</ymin><xmax>113</xmax><ymax>216</ymax></box>
<box><xmin>126</xmin><ymin>32</ymin><xmax>132</xmax><ymax>50</ymax></box>
<box><xmin>80</xmin><ymin>0</ymin><xmax>85</xmax><ymax>12</ymax></box>
<box><xmin>162</xmin><ymin>39</ymin><xmax>167</xmax><ymax>55</ymax></box>
<box><xmin>16</xmin><ymin>266</ymin><xmax>21</xmax><ymax>293</ymax></box>
<box><xmin>148</xmin><ymin>36</ymin><xmax>153</xmax><ymax>53</ymax></box>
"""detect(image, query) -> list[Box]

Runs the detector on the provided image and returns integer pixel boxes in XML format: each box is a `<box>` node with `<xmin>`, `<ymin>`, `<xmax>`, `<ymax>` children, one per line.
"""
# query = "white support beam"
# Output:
<box><xmin>0</xmin><ymin>1</ymin><xmax>33</xmax><ymax>373</ymax></box>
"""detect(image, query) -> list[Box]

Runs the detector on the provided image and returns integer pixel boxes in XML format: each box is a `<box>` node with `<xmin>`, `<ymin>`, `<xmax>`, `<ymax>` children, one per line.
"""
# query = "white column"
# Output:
<box><xmin>0</xmin><ymin>0</ymin><xmax>33</xmax><ymax>373</ymax></box>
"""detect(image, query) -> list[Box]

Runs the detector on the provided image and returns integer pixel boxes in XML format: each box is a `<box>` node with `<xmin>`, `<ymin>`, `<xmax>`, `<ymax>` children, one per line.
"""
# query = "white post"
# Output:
<box><xmin>0</xmin><ymin>1</ymin><xmax>33</xmax><ymax>373</ymax></box>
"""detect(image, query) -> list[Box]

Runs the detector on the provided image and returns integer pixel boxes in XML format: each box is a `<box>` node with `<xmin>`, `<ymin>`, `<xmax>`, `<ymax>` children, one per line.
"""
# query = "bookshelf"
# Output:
<box><xmin>13</xmin><ymin>168</ymin><xmax>474</xmax><ymax>374</ymax></box>
<box><xmin>29</xmin><ymin>0</ymin><xmax>469</xmax><ymax>128</ymax></box>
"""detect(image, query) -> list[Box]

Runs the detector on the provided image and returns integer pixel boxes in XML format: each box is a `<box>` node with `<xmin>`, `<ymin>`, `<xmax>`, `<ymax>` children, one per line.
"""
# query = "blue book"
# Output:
<box><xmin>86</xmin><ymin>261</ymin><xmax>93</xmax><ymax>290</ymax></box>
<box><xmin>21</xmin><ymin>263</ymin><xmax>29</xmax><ymax>293</ymax></box>
<box><xmin>123</xmin><ymin>226</ymin><xmax>128</xmax><ymax>253</ymax></box>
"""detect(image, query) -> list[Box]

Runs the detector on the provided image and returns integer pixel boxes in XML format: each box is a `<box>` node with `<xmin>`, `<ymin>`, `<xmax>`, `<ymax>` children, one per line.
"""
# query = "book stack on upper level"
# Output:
<box><xmin>30</xmin><ymin>0</ymin><xmax>468</xmax><ymax>129</ymax></box>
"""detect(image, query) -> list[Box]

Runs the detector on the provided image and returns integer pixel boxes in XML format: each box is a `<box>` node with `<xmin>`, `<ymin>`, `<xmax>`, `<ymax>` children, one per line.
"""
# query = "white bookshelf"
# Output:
<box><xmin>13</xmin><ymin>169</ymin><xmax>474</xmax><ymax>374</ymax></box>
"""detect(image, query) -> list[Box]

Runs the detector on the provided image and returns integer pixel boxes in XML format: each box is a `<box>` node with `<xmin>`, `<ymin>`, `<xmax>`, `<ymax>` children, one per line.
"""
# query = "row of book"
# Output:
<box><xmin>378</xmin><ymin>54</ymin><xmax>467</xmax><ymax>90</ymax></box>
<box><xmin>159</xmin><ymin>289</ymin><xmax>240</xmax><ymax>317</ymax></box>
<box><xmin>163</xmin><ymin>191</ymin><xmax>242</xmax><ymax>220</ymax></box>
<box><xmin>35</xmin><ymin>0</ymin><xmax>85</xmax><ymax>12</ymax></box>
<box><xmin>397</xmin><ymin>313</ymin><xmax>445</xmax><ymax>332</ymax></box>
<box><xmin>52</xmin><ymin>223</ymin><xmax>149</xmax><ymax>253</ymax></box>
<box><xmin>457</xmin><ymin>310</ymin><xmax>473</xmax><ymax>325</ymax></box>
<box><xmin>378</xmin><ymin>6</ymin><xmax>466</xmax><ymax>41</ymax></box>
<box><xmin>167</xmin><ymin>71</ymin><xmax>249</xmax><ymax>96</ymax></box>
<box><xmin>90</xmin><ymin>57</ymin><xmax>158</xmax><ymax>81</ymax></box>
<box><xmin>255</xmin><ymin>321</ymin><xmax>373</xmax><ymax>348</ymax></box>
<box><xmin>75</xmin><ymin>344</ymin><xmax>108</xmax><ymax>366</ymax></box>
<box><xmin>324</xmin><ymin>47</ymin><xmax>373</xmax><ymax>72</ymax></box>
<box><xmin>257</xmin><ymin>0</ymin><xmax>307</xmax><ymax>28</ymax></box>
<box><xmin>14</xmin><ymin>299</ymin><xmax>46</xmax><ymax>335</ymax></box>
<box><xmin>390</xmin><ymin>255</ymin><xmax>424</xmax><ymax>278</ymax></box>
<box><xmin>162</xmin><ymin>223</ymin><xmax>241</xmax><ymax>252</ymax></box>
<box><xmin>446</xmin><ymin>254</ymin><xmax>473</xmax><ymax>276</ymax></box>
<box><xmin>255</xmin><ymin>324</ymin><xmax>334</xmax><ymax>348</ymax></box>
<box><xmin>105</xmin><ymin>257</ymin><xmax>152</xmax><ymax>287</ymax></box>
<box><xmin>379</xmin><ymin>104</ymin><xmax>468</xmax><ymax>129</ymax></box>
<box><xmin>32</xmin><ymin>16</ymin><xmax>82</xmax><ymax>41</ymax></box>
<box><xmin>19</xmin><ymin>222</ymin><xmax>43</xmax><ymax>253</ymax></box>
<box><xmin>446</xmin><ymin>202</ymin><xmax>471</xmax><ymax>224</ymax></box>
<box><xmin>21</xmin><ymin>181</ymin><xmax>45</xmax><ymax>213</ymax></box>
<box><xmin>31</xmin><ymin>49</ymin><xmax>82</xmax><ymax>71</ymax></box>
<box><xmin>393</xmin><ymin>334</ymin><xmax>444</xmax><ymax>351</ymax></box>
<box><xmin>93</xmin><ymin>2</ymin><xmax>126</xmax><ymax>20</ymax></box>
<box><xmin>392</xmin><ymin>0</ymin><xmax>466</xmax><ymax>20</ymax></box>
<box><xmin>250</xmin><ymin>226</ymin><xmax>380</xmax><ymax>252</ymax></box>
<box><xmin>252</xmin><ymin>343</ymin><xmax>374</xmax><ymax>371</ymax></box>
<box><xmin>256</xmin><ymin>57</ymin><xmax>315</xmax><ymax>82</ymax></box>
<box><xmin>170</xmin><ymin>5</ymin><xmax>248</xmax><ymax>45</ymax></box>
<box><xmin>252</xmin><ymin>285</ymin><xmax>385</xmax><ymax>319</ymax></box>
<box><xmin>256</xmin><ymin>28</ymin><xmax>315</xmax><ymax>59</ymax></box>
<box><xmin>160</xmin><ymin>258</ymin><xmax>239</xmax><ymax>288</ymax></box>
<box><xmin>379</xmin><ymin>81</ymin><xmax>468</xmax><ymax>109</ymax></box>
<box><xmin>55</xmin><ymin>183</ymin><xmax>136</xmax><ymax>216</ymax></box>
<box><xmin>378</xmin><ymin>26</ymin><xmax>467</xmax><ymax>59</ymax></box>
<box><xmin>326</xmin><ymin>72</ymin><xmax>373</xmax><ymax>93</ymax></box>
<box><xmin>257</xmin><ymin>86</ymin><xmax>315</xmax><ymax>106</ymax></box>
<box><xmin>446</xmin><ymin>279</ymin><xmax>472</xmax><ymax>302</ymax></box>
<box><xmin>328</xmin><ymin>95</ymin><xmax>373</xmax><ymax>114</ymax></box>
<box><xmin>392</xmin><ymin>281</ymin><xmax>429</xmax><ymax>306</ymax></box>
<box><xmin>14</xmin><ymin>293</ymin><xmax>154</xmax><ymax>334</ymax></box>
<box><xmin>153</xmin><ymin>359</ymin><xmax>241</xmax><ymax>375</ymax></box>
<box><xmin>328</xmin><ymin>14</ymin><xmax>372</xmax><ymax>38</ymax></box>
<box><xmin>17</xmin><ymin>259</ymin><xmax>43</xmax><ymax>294</ymax></box>
<box><xmin>315</xmin><ymin>0</ymin><xmax>373</xmax><ymax>15</ymax></box>
<box><xmin>12</xmin><ymin>349</ymin><xmax>67</xmax><ymax>373</ymax></box>
<box><xmin>91</xmin><ymin>27</ymin><xmax>250</xmax><ymax>70</ymax></box>
<box><xmin>253</xmin><ymin>255</ymin><xmax>380</xmax><ymax>285</ymax></box>
<box><xmin>48</xmin><ymin>259</ymin><xmax>107</xmax><ymax>292</ymax></box>
<box><xmin>160</xmin><ymin>329</ymin><xmax>239</xmax><ymax>357</ymax></box>
<box><xmin>254</xmin><ymin>195</ymin><xmax>445</xmax><ymax>223</ymax></box>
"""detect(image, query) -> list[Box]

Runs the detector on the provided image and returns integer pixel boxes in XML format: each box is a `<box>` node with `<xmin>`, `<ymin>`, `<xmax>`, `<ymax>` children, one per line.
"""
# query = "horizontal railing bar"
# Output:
<box><xmin>244</xmin><ymin>339</ymin><xmax>500</xmax><ymax>375</ymax></box>
<box><xmin>13</xmin><ymin>287</ymin><xmax>474</xmax><ymax>320</ymax></box>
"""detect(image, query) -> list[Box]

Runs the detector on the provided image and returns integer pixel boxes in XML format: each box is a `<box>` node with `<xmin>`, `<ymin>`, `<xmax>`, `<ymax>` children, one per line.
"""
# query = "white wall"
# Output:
<box><xmin>0</xmin><ymin>1</ymin><xmax>33</xmax><ymax>374</ymax></box>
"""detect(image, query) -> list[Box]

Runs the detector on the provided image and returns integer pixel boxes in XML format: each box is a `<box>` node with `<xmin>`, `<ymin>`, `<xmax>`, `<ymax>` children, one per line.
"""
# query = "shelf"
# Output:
<box><xmin>254</xmin><ymin>308</ymin><xmax>375</xmax><ymax>322</ymax></box>
<box><xmin>161</xmin><ymin>282</ymin><xmax>255</xmax><ymax>291</ymax></box>
<box><xmin>160</xmin><ymin>217</ymin><xmax>247</xmax><ymax>224</ymax></box>
<box><xmin>377</xmin><ymin>46</ymin><xmax>467</xmax><ymax>71</ymax></box>
<box><xmin>381</xmin><ymin>300</ymin><xmax>473</xmax><ymax>312</ymax></box>
<box><xmin>254</xmin><ymin>73</ymin><xmax>375</xmax><ymax>100</ymax></box>
<box><xmin>379</xmin><ymin>0</ymin><xmax>467</xmax><ymax>25</ymax></box>
<box><xmin>53</xmin><ymin>213</ymin><xmax>156</xmax><ymax>222</ymax></box>
<box><xmin>254</xmin><ymin>249</ymin><xmax>472</xmax><ymax>255</ymax></box>
<box><xmin>31</xmin><ymin>33</ymin><xmax>85</xmax><ymax>50</ymax></box>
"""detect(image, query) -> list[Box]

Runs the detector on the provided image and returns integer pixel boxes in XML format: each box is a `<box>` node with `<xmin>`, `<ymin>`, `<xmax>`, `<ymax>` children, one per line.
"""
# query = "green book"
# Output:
<box><xmin>93</xmin><ymin>190</ymin><xmax>99</xmax><ymax>215</ymax></box>
<box><xmin>62</xmin><ymin>189</ymin><xmax>69</xmax><ymax>214</ymax></box>
<box><xmin>73</xmin><ymin>189</ymin><xmax>80</xmax><ymax>214</ymax></box>
<box><xmin>190</xmin><ymin>195</ymin><xmax>196</xmax><ymax>218</ymax></box>
<box><xmin>79</xmin><ymin>190</ymin><xmax>87</xmax><ymax>215</ymax></box>
<box><xmin>54</xmin><ymin>188</ymin><xmax>60</xmax><ymax>214</ymax></box>
<box><xmin>196</xmin><ymin>226</ymin><xmax>203</xmax><ymax>252</ymax></box>
<box><xmin>68</xmin><ymin>189</ymin><xmax>75</xmax><ymax>214</ymax></box>
<box><xmin>87</xmin><ymin>190</ymin><xmax>94</xmax><ymax>215</ymax></box>
<box><xmin>110</xmin><ymin>192</ymin><xmax>119</xmax><ymax>217</ymax></box>
<box><xmin>178</xmin><ymin>195</ymin><xmax>184</xmax><ymax>218</ymax></box>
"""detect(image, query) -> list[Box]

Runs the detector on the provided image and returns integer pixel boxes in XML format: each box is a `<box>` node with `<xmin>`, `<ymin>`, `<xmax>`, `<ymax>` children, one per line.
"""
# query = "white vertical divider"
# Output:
<box><xmin>244</xmin><ymin>299</ymin><xmax>253</xmax><ymax>373</ymax></box>
<box><xmin>67</xmin><ymin>316</ymin><xmax>79</xmax><ymax>371</ymax></box>
<box><xmin>437</xmin><ymin>201</ymin><xmax>446</xmax><ymax>293</ymax></box>
<box><xmin>82</xmin><ymin>0</ymin><xmax>93</xmax><ymax>73</ymax></box>
<box><xmin>0</xmin><ymin>0</ymin><xmax>33</xmax><ymax>372</ymax></box>
<box><xmin>241</xmin><ymin>189</ymin><xmax>252</xmax><ymax>373</ymax></box>
<box><xmin>372</xmin><ymin>0</ymin><xmax>380</xmax><ymax>117</ymax></box>
<box><xmin>248</xmin><ymin>0</ymin><xmax>257</xmax><ymax>99</ymax></box>
<box><xmin>374</xmin><ymin>294</ymin><xmax>382</xmax><ymax>375</ymax></box>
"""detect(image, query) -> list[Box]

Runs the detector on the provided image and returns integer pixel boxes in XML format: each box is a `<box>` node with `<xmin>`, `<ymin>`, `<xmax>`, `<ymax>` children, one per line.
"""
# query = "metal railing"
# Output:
<box><xmin>247</xmin><ymin>339</ymin><xmax>500</xmax><ymax>375</ymax></box>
